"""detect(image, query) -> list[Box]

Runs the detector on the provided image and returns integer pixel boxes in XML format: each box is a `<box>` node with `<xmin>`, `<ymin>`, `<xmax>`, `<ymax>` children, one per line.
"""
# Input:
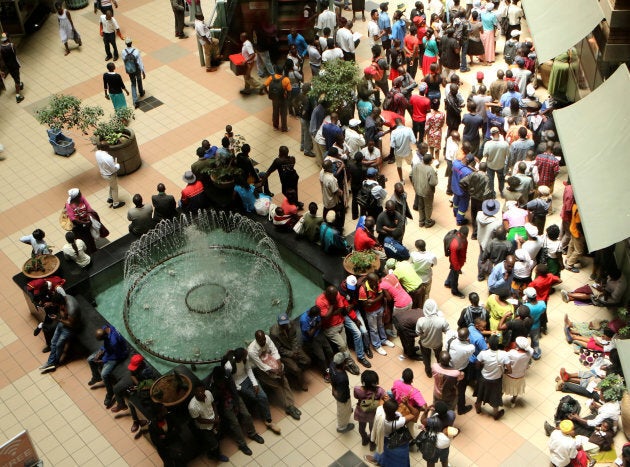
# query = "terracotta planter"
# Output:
<box><xmin>107</xmin><ymin>128</ymin><xmax>141</xmax><ymax>175</ymax></box>
<box><xmin>343</xmin><ymin>252</ymin><xmax>380</xmax><ymax>276</ymax></box>
<box><xmin>65</xmin><ymin>0</ymin><xmax>89</xmax><ymax>10</ymax></box>
<box><xmin>210</xmin><ymin>173</ymin><xmax>235</xmax><ymax>190</ymax></box>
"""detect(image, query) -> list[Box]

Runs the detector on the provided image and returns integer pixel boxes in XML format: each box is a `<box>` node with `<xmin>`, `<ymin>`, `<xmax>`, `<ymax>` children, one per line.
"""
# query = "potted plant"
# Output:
<box><xmin>309</xmin><ymin>59</ymin><xmax>361</xmax><ymax>125</ymax></box>
<box><xmin>343</xmin><ymin>250</ymin><xmax>379</xmax><ymax>276</ymax></box>
<box><xmin>200</xmin><ymin>158</ymin><xmax>243</xmax><ymax>190</ymax></box>
<box><xmin>35</xmin><ymin>94</ymin><xmax>141</xmax><ymax>175</ymax></box>
<box><xmin>598</xmin><ymin>374</ymin><xmax>626</xmax><ymax>402</ymax></box>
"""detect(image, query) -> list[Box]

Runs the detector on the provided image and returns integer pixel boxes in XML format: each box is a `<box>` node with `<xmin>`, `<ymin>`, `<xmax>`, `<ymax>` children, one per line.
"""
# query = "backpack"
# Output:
<box><xmin>356</xmin><ymin>182</ymin><xmax>378</xmax><ymax>209</ymax></box>
<box><xmin>268</xmin><ymin>76</ymin><xmax>286</xmax><ymax>100</ymax></box>
<box><xmin>124</xmin><ymin>48</ymin><xmax>138</xmax><ymax>74</ymax></box>
<box><xmin>454</xmin><ymin>19</ymin><xmax>469</xmax><ymax>43</ymax></box>
<box><xmin>370</xmin><ymin>60</ymin><xmax>384</xmax><ymax>82</ymax></box>
<box><xmin>415</xmin><ymin>429</ymin><xmax>438</xmax><ymax>461</ymax></box>
<box><xmin>443</xmin><ymin>229</ymin><xmax>458</xmax><ymax>257</ymax></box>
<box><xmin>384</xmin><ymin>237</ymin><xmax>410</xmax><ymax>260</ymax></box>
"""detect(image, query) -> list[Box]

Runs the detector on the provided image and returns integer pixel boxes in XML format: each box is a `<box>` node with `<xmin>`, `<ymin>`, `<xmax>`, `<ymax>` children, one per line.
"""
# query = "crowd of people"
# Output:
<box><xmin>12</xmin><ymin>0</ymin><xmax>630</xmax><ymax>466</ymax></box>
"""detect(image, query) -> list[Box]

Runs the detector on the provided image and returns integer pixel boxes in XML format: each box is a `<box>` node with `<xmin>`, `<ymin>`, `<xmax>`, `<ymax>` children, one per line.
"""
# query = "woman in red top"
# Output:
<box><xmin>403</xmin><ymin>26</ymin><xmax>420</xmax><ymax>79</ymax></box>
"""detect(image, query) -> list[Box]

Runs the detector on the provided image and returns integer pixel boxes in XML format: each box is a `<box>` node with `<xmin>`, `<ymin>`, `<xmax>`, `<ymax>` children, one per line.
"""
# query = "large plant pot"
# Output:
<box><xmin>343</xmin><ymin>252</ymin><xmax>380</xmax><ymax>277</ymax></box>
<box><xmin>65</xmin><ymin>0</ymin><xmax>89</xmax><ymax>9</ymax></box>
<box><xmin>107</xmin><ymin>128</ymin><xmax>141</xmax><ymax>175</ymax></box>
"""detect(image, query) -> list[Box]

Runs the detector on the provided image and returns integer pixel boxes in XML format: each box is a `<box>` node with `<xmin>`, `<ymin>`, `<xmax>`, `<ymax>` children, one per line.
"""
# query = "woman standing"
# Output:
<box><xmin>364</xmin><ymin>398</ymin><xmax>418</xmax><ymax>467</ymax></box>
<box><xmin>480</xmin><ymin>4</ymin><xmax>498</xmax><ymax>65</ymax></box>
<box><xmin>62</xmin><ymin>231</ymin><xmax>91</xmax><ymax>268</ymax></box>
<box><xmin>503</xmin><ymin>336</ymin><xmax>533</xmax><ymax>408</ymax></box>
<box><xmin>486</xmin><ymin>292</ymin><xmax>514</xmax><ymax>332</ymax></box>
<box><xmin>425</xmin><ymin>100</ymin><xmax>445</xmax><ymax>162</ymax></box>
<box><xmin>421</xmin><ymin>28</ymin><xmax>439</xmax><ymax>76</ymax></box>
<box><xmin>467</xmin><ymin>11</ymin><xmax>486</xmax><ymax>65</ymax></box>
<box><xmin>55</xmin><ymin>2</ymin><xmax>81</xmax><ymax>56</ymax></box>
<box><xmin>65</xmin><ymin>188</ymin><xmax>108</xmax><ymax>254</ymax></box>
<box><xmin>475</xmin><ymin>335</ymin><xmax>512</xmax><ymax>420</ymax></box>
<box><xmin>354</xmin><ymin>370</ymin><xmax>386</xmax><ymax>450</ymax></box>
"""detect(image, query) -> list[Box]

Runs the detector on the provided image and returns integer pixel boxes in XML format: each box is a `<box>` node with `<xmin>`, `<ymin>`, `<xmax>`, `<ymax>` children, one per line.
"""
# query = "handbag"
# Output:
<box><xmin>387</xmin><ymin>420</ymin><xmax>412</xmax><ymax>449</ymax></box>
<box><xmin>359</xmin><ymin>393</ymin><xmax>379</xmax><ymax>413</ymax></box>
<box><xmin>59</xmin><ymin>208</ymin><xmax>73</xmax><ymax>231</ymax></box>
<box><xmin>293</xmin><ymin>216</ymin><xmax>305</xmax><ymax>235</ymax></box>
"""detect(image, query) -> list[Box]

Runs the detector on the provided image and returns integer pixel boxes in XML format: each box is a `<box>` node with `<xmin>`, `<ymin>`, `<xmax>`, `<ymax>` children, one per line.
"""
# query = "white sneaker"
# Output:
<box><xmin>383</xmin><ymin>340</ymin><xmax>395</xmax><ymax>348</ymax></box>
<box><xmin>375</xmin><ymin>347</ymin><xmax>387</xmax><ymax>356</ymax></box>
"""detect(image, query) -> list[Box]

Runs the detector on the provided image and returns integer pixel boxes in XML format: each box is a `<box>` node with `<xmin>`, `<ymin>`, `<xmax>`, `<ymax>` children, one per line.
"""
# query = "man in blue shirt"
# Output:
<box><xmin>378</xmin><ymin>3</ymin><xmax>392</xmax><ymax>61</ymax></box>
<box><xmin>87</xmin><ymin>324</ymin><xmax>129</xmax><ymax>408</ymax></box>
<box><xmin>300</xmin><ymin>306</ymin><xmax>334</xmax><ymax>382</ymax></box>
<box><xmin>488</xmin><ymin>256</ymin><xmax>515</xmax><ymax>297</ymax></box>
<box><xmin>450</xmin><ymin>146</ymin><xmax>474</xmax><ymax>225</ymax></box>
<box><xmin>523</xmin><ymin>287</ymin><xmax>546</xmax><ymax>360</ymax></box>
<box><xmin>287</xmin><ymin>27</ymin><xmax>308</xmax><ymax>57</ymax></box>
<box><xmin>467</xmin><ymin>318</ymin><xmax>488</xmax><ymax>388</ymax></box>
<box><xmin>499</xmin><ymin>81</ymin><xmax>522</xmax><ymax>108</ymax></box>
<box><xmin>389</xmin><ymin>10</ymin><xmax>405</xmax><ymax>45</ymax></box>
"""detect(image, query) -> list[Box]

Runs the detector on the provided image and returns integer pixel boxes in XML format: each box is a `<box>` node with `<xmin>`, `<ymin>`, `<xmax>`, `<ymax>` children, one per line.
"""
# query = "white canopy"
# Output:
<box><xmin>554</xmin><ymin>64</ymin><xmax>630</xmax><ymax>252</ymax></box>
<box><xmin>521</xmin><ymin>0</ymin><xmax>604</xmax><ymax>63</ymax></box>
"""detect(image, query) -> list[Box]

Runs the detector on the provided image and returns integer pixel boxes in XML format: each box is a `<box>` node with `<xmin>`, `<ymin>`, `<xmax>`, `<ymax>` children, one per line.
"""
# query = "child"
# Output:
<box><xmin>20</xmin><ymin>229</ymin><xmax>50</xmax><ymax>256</ymax></box>
<box><xmin>272</xmin><ymin>207</ymin><xmax>299</xmax><ymax>230</ymax></box>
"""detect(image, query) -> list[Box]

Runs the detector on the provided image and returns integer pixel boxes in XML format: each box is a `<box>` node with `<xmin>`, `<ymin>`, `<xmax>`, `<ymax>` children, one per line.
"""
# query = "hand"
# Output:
<box><xmin>105</xmin><ymin>94</ymin><xmax>110</xmax><ymax>100</ymax></box>
<box><xmin>142</xmin><ymin>71</ymin><xmax>146</xmax><ymax>79</ymax></box>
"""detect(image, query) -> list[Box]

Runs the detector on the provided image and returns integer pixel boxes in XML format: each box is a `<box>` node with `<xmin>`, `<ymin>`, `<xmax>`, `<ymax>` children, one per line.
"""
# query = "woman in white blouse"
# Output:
<box><xmin>62</xmin><ymin>231</ymin><xmax>91</xmax><ymax>268</ymax></box>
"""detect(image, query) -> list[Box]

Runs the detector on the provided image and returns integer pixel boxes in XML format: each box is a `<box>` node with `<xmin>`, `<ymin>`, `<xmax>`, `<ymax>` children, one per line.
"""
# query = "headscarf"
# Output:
<box><xmin>559</xmin><ymin>420</ymin><xmax>574</xmax><ymax>435</ymax></box>
<box><xmin>423</xmin><ymin>298</ymin><xmax>439</xmax><ymax>317</ymax></box>
<box><xmin>67</xmin><ymin>188</ymin><xmax>80</xmax><ymax>205</ymax></box>
<box><xmin>515</xmin><ymin>336</ymin><xmax>533</xmax><ymax>355</ymax></box>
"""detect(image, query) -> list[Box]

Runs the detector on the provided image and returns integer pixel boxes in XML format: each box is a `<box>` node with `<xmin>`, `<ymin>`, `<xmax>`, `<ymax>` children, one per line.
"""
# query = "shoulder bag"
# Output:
<box><xmin>387</xmin><ymin>420</ymin><xmax>412</xmax><ymax>449</ymax></box>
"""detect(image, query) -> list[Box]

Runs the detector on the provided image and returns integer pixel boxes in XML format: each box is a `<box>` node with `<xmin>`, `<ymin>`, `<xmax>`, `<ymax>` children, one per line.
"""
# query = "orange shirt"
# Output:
<box><xmin>264</xmin><ymin>74</ymin><xmax>292</xmax><ymax>92</ymax></box>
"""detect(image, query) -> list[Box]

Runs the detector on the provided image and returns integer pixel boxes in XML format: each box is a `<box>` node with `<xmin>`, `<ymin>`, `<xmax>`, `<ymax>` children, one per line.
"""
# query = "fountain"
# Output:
<box><xmin>121</xmin><ymin>210</ymin><xmax>295</xmax><ymax>366</ymax></box>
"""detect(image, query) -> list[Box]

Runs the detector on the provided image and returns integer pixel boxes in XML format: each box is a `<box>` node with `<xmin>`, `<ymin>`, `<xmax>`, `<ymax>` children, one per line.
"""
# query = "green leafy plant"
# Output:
<box><xmin>598</xmin><ymin>373</ymin><xmax>626</xmax><ymax>401</ymax></box>
<box><xmin>93</xmin><ymin>108</ymin><xmax>135</xmax><ymax>145</ymax></box>
<box><xmin>616</xmin><ymin>307</ymin><xmax>630</xmax><ymax>338</ymax></box>
<box><xmin>346</xmin><ymin>250</ymin><xmax>378</xmax><ymax>274</ymax></box>
<box><xmin>309</xmin><ymin>60</ymin><xmax>361</xmax><ymax>114</ymax></box>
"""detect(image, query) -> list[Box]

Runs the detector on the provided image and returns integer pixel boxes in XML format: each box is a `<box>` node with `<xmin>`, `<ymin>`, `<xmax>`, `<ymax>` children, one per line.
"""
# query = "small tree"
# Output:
<box><xmin>309</xmin><ymin>60</ymin><xmax>361</xmax><ymax>117</ymax></box>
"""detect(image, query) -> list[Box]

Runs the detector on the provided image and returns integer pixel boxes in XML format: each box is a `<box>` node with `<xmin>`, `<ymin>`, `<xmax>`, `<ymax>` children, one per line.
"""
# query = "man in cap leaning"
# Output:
<box><xmin>269</xmin><ymin>313</ymin><xmax>312</xmax><ymax>392</ymax></box>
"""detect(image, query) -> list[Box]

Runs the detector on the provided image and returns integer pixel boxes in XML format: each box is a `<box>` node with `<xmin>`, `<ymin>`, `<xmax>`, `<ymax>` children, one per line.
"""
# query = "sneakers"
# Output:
<box><xmin>561</xmin><ymin>290</ymin><xmax>569</xmax><ymax>303</ymax></box>
<box><xmin>383</xmin><ymin>340</ymin><xmax>395</xmax><ymax>348</ymax></box>
<box><xmin>39</xmin><ymin>364</ymin><xmax>56</xmax><ymax>373</ymax></box>
<box><xmin>358</xmin><ymin>356</ymin><xmax>372</xmax><ymax>368</ymax></box>
<box><xmin>336</xmin><ymin>423</ymin><xmax>354</xmax><ymax>433</ymax></box>
<box><xmin>375</xmin><ymin>347</ymin><xmax>387</xmax><ymax>356</ymax></box>
<box><xmin>264</xmin><ymin>420</ymin><xmax>281</xmax><ymax>435</ymax></box>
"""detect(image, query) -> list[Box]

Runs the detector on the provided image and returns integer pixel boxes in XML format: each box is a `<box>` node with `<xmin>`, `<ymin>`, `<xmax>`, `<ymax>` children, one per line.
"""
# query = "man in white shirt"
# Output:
<box><xmin>95</xmin><ymin>143</ymin><xmax>125</xmax><ymax>208</ymax></box>
<box><xmin>188</xmin><ymin>383</ymin><xmax>229</xmax><ymax>462</ymax></box>
<box><xmin>483</xmin><ymin>126</ymin><xmax>509</xmax><ymax>195</ymax></box>
<box><xmin>307</xmin><ymin>39</ymin><xmax>322</xmax><ymax>76</ymax></box>
<box><xmin>99</xmin><ymin>10</ymin><xmax>122</xmax><ymax>61</ymax></box>
<box><xmin>390</xmin><ymin>118</ymin><xmax>417</xmax><ymax>183</ymax></box>
<box><xmin>247</xmin><ymin>330</ymin><xmax>302</xmax><ymax>420</ymax></box>
<box><xmin>121</xmin><ymin>38</ymin><xmax>146</xmax><ymax>108</ymax></box>
<box><xmin>447</xmin><ymin>327</ymin><xmax>476</xmax><ymax>414</ymax></box>
<box><xmin>239</xmin><ymin>32</ymin><xmax>264</xmax><ymax>95</ymax></box>
<box><xmin>410</xmin><ymin>239</ymin><xmax>437</xmax><ymax>297</ymax></box>
<box><xmin>548</xmin><ymin>420</ymin><xmax>579</xmax><ymax>467</ymax></box>
<box><xmin>345</xmin><ymin>119</ymin><xmax>366</xmax><ymax>156</ymax></box>
<box><xmin>367</xmin><ymin>9</ymin><xmax>383</xmax><ymax>47</ymax></box>
<box><xmin>335</xmin><ymin>21</ymin><xmax>357</xmax><ymax>61</ymax></box>
<box><xmin>361</xmin><ymin>140</ymin><xmax>382</xmax><ymax>170</ymax></box>
<box><xmin>321</xmin><ymin>39</ymin><xmax>344</xmax><ymax>62</ymax></box>
<box><xmin>195</xmin><ymin>14</ymin><xmax>220</xmax><ymax>72</ymax></box>
<box><xmin>316</xmin><ymin>8</ymin><xmax>336</xmax><ymax>34</ymax></box>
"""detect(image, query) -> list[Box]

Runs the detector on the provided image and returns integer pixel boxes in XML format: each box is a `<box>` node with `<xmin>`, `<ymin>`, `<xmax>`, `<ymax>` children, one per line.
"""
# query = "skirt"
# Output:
<box><xmin>375</xmin><ymin>441</ymin><xmax>411</xmax><ymax>467</ymax></box>
<box><xmin>467</xmin><ymin>39</ymin><xmax>485</xmax><ymax>56</ymax></box>
<box><xmin>110</xmin><ymin>92</ymin><xmax>127</xmax><ymax>110</ymax></box>
<box><xmin>352</xmin><ymin>0</ymin><xmax>365</xmax><ymax>12</ymax></box>
<box><xmin>502</xmin><ymin>374</ymin><xmax>526</xmax><ymax>397</ymax></box>
<box><xmin>476</xmin><ymin>376</ymin><xmax>503</xmax><ymax>407</ymax></box>
<box><xmin>422</xmin><ymin>55</ymin><xmax>438</xmax><ymax>76</ymax></box>
<box><xmin>480</xmin><ymin>29</ymin><xmax>495</xmax><ymax>63</ymax></box>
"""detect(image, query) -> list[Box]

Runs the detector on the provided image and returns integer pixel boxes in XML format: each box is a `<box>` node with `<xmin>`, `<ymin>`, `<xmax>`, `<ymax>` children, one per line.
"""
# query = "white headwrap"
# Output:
<box><xmin>423</xmin><ymin>298</ymin><xmax>439</xmax><ymax>317</ymax></box>
<box><xmin>67</xmin><ymin>188</ymin><xmax>80</xmax><ymax>204</ymax></box>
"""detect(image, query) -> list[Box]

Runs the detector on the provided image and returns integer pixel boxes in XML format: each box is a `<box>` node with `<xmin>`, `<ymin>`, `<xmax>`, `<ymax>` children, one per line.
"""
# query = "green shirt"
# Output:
<box><xmin>393</xmin><ymin>261</ymin><xmax>422</xmax><ymax>292</ymax></box>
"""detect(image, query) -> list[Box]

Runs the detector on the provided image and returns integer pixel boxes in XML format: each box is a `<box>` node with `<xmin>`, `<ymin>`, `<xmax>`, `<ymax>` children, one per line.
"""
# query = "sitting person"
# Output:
<box><xmin>568</xmin><ymin>393</ymin><xmax>621</xmax><ymax>437</ymax></box>
<box><xmin>19</xmin><ymin>228</ymin><xmax>50</xmax><ymax>255</ymax></box>
<box><xmin>282</xmin><ymin>188</ymin><xmax>303</xmax><ymax>214</ymax></box>
<box><xmin>586</xmin><ymin>418</ymin><xmax>615</xmax><ymax>453</ymax></box>
<box><xmin>62</xmin><ymin>231</ymin><xmax>91</xmax><ymax>268</ymax></box>
<box><xmin>299</xmin><ymin>202</ymin><xmax>323</xmax><ymax>243</ymax></box>
<box><xmin>354</xmin><ymin>215</ymin><xmax>387</xmax><ymax>260</ymax></box>
<box><xmin>233</xmin><ymin>177</ymin><xmax>260</xmax><ymax>213</ymax></box>
<box><xmin>272</xmin><ymin>207</ymin><xmax>300</xmax><ymax>231</ymax></box>
<box><xmin>561</xmin><ymin>269</ymin><xmax>627</xmax><ymax>307</ymax></box>
<box><xmin>269</xmin><ymin>313</ymin><xmax>311</xmax><ymax>392</ymax></box>
<box><xmin>127</xmin><ymin>194</ymin><xmax>154</xmax><ymax>236</ymax></box>
<box><xmin>320</xmin><ymin>211</ymin><xmax>351</xmax><ymax>254</ymax></box>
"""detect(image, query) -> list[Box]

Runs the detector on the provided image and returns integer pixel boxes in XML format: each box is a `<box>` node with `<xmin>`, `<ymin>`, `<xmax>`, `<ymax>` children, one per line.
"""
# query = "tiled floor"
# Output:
<box><xmin>0</xmin><ymin>2</ymin><xmax>622</xmax><ymax>466</ymax></box>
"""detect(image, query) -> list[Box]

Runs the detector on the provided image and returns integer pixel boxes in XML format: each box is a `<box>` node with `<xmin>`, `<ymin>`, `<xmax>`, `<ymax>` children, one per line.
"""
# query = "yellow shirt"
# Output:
<box><xmin>393</xmin><ymin>261</ymin><xmax>422</xmax><ymax>292</ymax></box>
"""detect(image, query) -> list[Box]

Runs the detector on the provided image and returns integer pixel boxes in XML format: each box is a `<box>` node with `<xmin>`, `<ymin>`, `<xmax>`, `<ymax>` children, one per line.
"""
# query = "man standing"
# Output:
<box><xmin>99</xmin><ymin>9</ymin><xmax>123</xmax><ymax>61</ymax></box>
<box><xmin>39</xmin><ymin>294</ymin><xmax>81</xmax><ymax>373</ymax></box>
<box><xmin>483</xmin><ymin>127</ymin><xmax>509</xmax><ymax>196</ymax></box>
<box><xmin>489</xmin><ymin>69</ymin><xmax>508</xmax><ymax>102</ymax></box>
<box><xmin>377</xmin><ymin>3</ymin><xmax>392</xmax><ymax>62</ymax></box>
<box><xmin>410</xmin><ymin>239</ymin><xmax>437</xmax><ymax>299</ymax></box>
<box><xmin>0</xmin><ymin>33</ymin><xmax>24</xmax><ymax>103</ymax></box>
<box><xmin>188</xmin><ymin>383</ymin><xmax>229</xmax><ymax>462</ymax></box>
<box><xmin>409</xmin><ymin>83</ymin><xmax>431</xmax><ymax>142</ymax></box>
<box><xmin>445</xmin><ymin>226</ymin><xmax>469</xmax><ymax>298</ymax></box>
<box><xmin>535</xmin><ymin>142</ymin><xmax>560</xmax><ymax>195</ymax></box>
<box><xmin>171</xmin><ymin>0</ymin><xmax>187</xmax><ymax>39</ymax></box>
<box><xmin>432</xmin><ymin>351</ymin><xmax>463</xmax><ymax>410</ymax></box>
<box><xmin>240</xmin><ymin>32</ymin><xmax>264</xmax><ymax>95</ymax></box>
<box><xmin>488</xmin><ymin>255</ymin><xmax>516</xmax><ymax>297</ymax></box>
<box><xmin>269</xmin><ymin>313</ymin><xmax>311</xmax><ymax>392</ymax></box>
<box><xmin>121</xmin><ymin>38</ymin><xmax>145</xmax><ymax>109</ymax></box>
<box><xmin>95</xmin><ymin>142</ymin><xmax>125</xmax><ymax>209</ymax></box>
<box><xmin>195</xmin><ymin>14</ymin><xmax>220</xmax><ymax>72</ymax></box>
<box><xmin>321</xmin><ymin>160</ymin><xmax>345</xmax><ymax>232</ymax></box>
<box><xmin>336</xmin><ymin>21</ymin><xmax>357</xmax><ymax>61</ymax></box>
<box><xmin>411</xmin><ymin>151</ymin><xmax>438</xmax><ymax>228</ymax></box>
<box><xmin>451</xmin><ymin>149</ymin><xmax>474</xmax><ymax>225</ymax></box>
<box><xmin>316</xmin><ymin>7</ymin><xmax>336</xmax><ymax>35</ymax></box>
<box><xmin>440</xmin><ymin>28</ymin><xmax>460</xmax><ymax>82</ymax></box>
<box><xmin>448</xmin><ymin>327</ymin><xmax>476</xmax><ymax>414</ymax></box>
<box><xmin>367</xmin><ymin>9</ymin><xmax>383</xmax><ymax>47</ymax></box>
<box><xmin>87</xmin><ymin>324</ymin><xmax>129</xmax><ymax>408</ymax></box>
<box><xmin>152</xmin><ymin>183</ymin><xmax>178</xmax><ymax>222</ymax></box>
<box><xmin>390</xmin><ymin>118</ymin><xmax>416</xmax><ymax>183</ymax></box>
<box><xmin>103</xmin><ymin>62</ymin><xmax>128</xmax><ymax>110</ymax></box>
<box><xmin>330</xmin><ymin>353</ymin><xmax>355</xmax><ymax>433</ymax></box>
<box><xmin>264</xmin><ymin>65</ymin><xmax>292</xmax><ymax>131</ymax></box>
<box><xmin>359</xmin><ymin>273</ymin><xmax>394</xmax><ymax>356</ymax></box>
<box><xmin>459</xmin><ymin>161</ymin><xmax>491</xmax><ymax>239</ymax></box>
<box><xmin>416</xmin><ymin>299</ymin><xmax>450</xmax><ymax>378</ymax></box>
<box><xmin>127</xmin><ymin>194</ymin><xmax>154</xmax><ymax>235</ymax></box>
<box><xmin>247</xmin><ymin>330</ymin><xmax>302</xmax><ymax>420</ymax></box>
<box><xmin>386</xmin><ymin>258</ymin><xmax>424</xmax><ymax>309</ymax></box>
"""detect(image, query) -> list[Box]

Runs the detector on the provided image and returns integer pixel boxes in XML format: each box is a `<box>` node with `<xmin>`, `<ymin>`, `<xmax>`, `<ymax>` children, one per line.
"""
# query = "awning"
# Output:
<box><xmin>521</xmin><ymin>0</ymin><xmax>604</xmax><ymax>63</ymax></box>
<box><xmin>554</xmin><ymin>64</ymin><xmax>630</xmax><ymax>252</ymax></box>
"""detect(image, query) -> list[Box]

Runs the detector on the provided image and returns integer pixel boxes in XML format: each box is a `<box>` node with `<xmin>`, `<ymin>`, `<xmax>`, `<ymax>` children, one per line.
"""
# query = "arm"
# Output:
<box><xmin>497</xmin><ymin>310</ymin><xmax>513</xmax><ymax>331</ymax></box>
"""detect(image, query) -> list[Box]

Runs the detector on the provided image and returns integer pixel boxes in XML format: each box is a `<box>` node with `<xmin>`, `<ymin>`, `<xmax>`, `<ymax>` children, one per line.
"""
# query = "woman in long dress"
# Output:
<box><xmin>55</xmin><ymin>2</ymin><xmax>81</xmax><ymax>56</ymax></box>
<box><xmin>480</xmin><ymin>4</ymin><xmax>498</xmax><ymax>64</ymax></box>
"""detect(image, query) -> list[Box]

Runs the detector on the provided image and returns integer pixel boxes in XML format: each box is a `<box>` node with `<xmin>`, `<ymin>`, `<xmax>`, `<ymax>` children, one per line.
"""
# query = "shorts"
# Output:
<box><xmin>395</xmin><ymin>154</ymin><xmax>412</xmax><ymax>168</ymax></box>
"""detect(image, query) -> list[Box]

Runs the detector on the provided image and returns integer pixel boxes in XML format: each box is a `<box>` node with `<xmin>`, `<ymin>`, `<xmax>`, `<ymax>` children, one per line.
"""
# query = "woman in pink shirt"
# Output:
<box><xmin>391</xmin><ymin>368</ymin><xmax>428</xmax><ymax>412</ymax></box>
<box><xmin>380</xmin><ymin>273</ymin><xmax>413</xmax><ymax>312</ymax></box>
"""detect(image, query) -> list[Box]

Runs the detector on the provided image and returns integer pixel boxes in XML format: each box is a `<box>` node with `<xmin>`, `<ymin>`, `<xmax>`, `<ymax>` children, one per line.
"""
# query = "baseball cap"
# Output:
<box><xmin>511</xmin><ymin>29</ymin><xmax>521</xmax><ymax>38</ymax></box>
<box><xmin>476</xmin><ymin>71</ymin><xmax>484</xmax><ymax>80</ymax></box>
<box><xmin>366</xmin><ymin>167</ymin><xmax>378</xmax><ymax>177</ymax></box>
<box><xmin>524</xmin><ymin>287</ymin><xmax>537</xmax><ymax>300</ymax></box>
<box><xmin>349</xmin><ymin>118</ymin><xmax>361</xmax><ymax>128</ymax></box>
<box><xmin>277</xmin><ymin>313</ymin><xmax>290</xmax><ymax>325</ymax></box>
<box><xmin>490</xmin><ymin>126</ymin><xmax>500</xmax><ymax>134</ymax></box>
<box><xmin>515</xmin><ymin>56</ymin><xmax>525</xmax><ymax>65</ymax></box>
<box><xmin>379</xmin><ymin>2</ymin><xmax>388</xmax><ymax>9</ymax></box>
<box><xmin>128</xmin><ymin>354</ymin><xmax>144</xmax><ymax>371</ymax></box>
<box><xmin>124</xmin><ymin>37</ymin><xmax>132</xmax><ymax>45</ymax></box>
<box><xmin>346</xmin><ymin>275</ymin><xmax>358</xmax><ymax>290</ymax></box>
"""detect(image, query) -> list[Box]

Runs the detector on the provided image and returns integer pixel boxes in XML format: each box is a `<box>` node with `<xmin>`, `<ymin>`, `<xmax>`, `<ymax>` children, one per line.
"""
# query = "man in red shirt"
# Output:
<box><xmin>359</xmin><ymin>273</ymin><xmax>394</xmax><ymax>356</ymax></box>
<box><xmin>180</xmin><ymin>171</ymin><xmax>209</xmax><ymax>214</ymax></box>
<box><xmin>353</xmin><ymin>216</ymin><xmax>387</xmax><ymax>262</ymax></box>
<box><xmin>315</xmin><ymin>286</ymin><xmax>360</xmax><ymax>375</ymax></box>
<box><xmin>529</xmin><ymin>263</ymin><xmax>562</xmax><ymax>304</ymax></box>
<box><xmin>409</xmin><ymin>82</ymin><xmax>431</xmax><ymax>142</ymax></box>
<box><xmin>534</xmin><ymin>142</ymin><xmax>560</xmax><ymax>196</ymax></box>
<box><xmin>445</xmin><ymin>226</ymin><xmax>469</xmax><ymax>298</ymax></box>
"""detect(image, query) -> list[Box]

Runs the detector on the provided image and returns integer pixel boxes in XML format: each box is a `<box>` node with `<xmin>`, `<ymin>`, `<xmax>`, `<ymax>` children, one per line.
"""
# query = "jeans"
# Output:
<box><xmin>238</xmin><ymin>376</ymin><xmax>272</xmax><ymax>422</ymax></box>
<box><xmin>486</xmin><ymin>167</ymin><xmax>504</xmax><ymax>196</ymax></box>
<box><xmin>366</xmin><ymin>307</ymin><xmax>387</xmax><ymax>349</ymax></box>
<box><xmin>127</xmin><ymin>72</ymin><xmax>144</xmax><ymax>104</ymax></box>
<box><xmin>88</xmin><ymin>351</ymin><xmax>119</xmax><ymax>399</ymax></box>
<box><xmin>256</xmin><ymin>50</ymin><xmax>274</xmax><ymax>77</ymax></box>
<box><xmin>452</xmin><ymin>193</ymin><xmax>470</xmax><ymax>224</ymax></box>
<box><xmin>344</xmin><ymin>315</ymin><xmax>367</xmax><ymax>359</ymax></box>
<box><xmin>460</xmin><ymin>40</ymin><xmax>469</xmax><ymax>71</ymax></box>
<box><xmin>470</xmin><ymin>198</ymin><xmax>482</xmax><ymax>236</ymax></box>
<box><xmin>103</xmin><ymin>32</ymin><xmax>118</xmax><ymax>59</ymax></box>
<box><xmin>300</xmin><ymin>118</ymin><xmax>313</xmax><ymax>154</ymax></box>
<box><xmin>46</xmin><ymin>323</ymin><xmax>72</xmax><ymax>366</ymax></box>
<box><xmin>445</xmin><ymin>267</ymin><xmax>461</xmax><ymax>294</ymax></box>
<box><xmin>530</xmin><ymin>328</ymin><xmax>541</xmax><ymax>358</ymax></box>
